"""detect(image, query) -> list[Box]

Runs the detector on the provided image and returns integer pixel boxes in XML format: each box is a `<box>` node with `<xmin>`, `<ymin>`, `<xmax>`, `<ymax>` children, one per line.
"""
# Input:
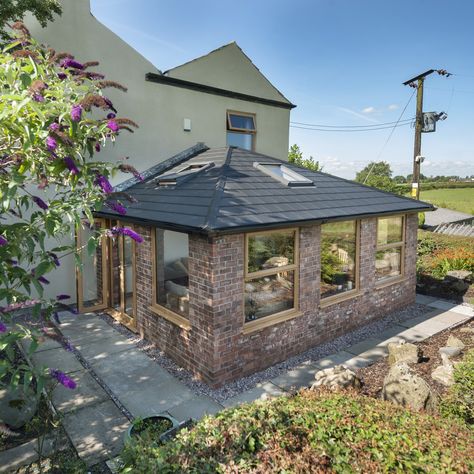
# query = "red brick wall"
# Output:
<box><xmin>133</xmin><ymin>213</ymin><xmax>419</xmax><ymax>387</ymax></box>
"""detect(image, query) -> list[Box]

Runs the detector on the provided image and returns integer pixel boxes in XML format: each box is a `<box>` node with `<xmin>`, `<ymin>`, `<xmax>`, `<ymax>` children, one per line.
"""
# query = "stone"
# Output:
<box><xmin>446</xmin><ymin>335</ymin><xmax>465</xmax><ymax>350</ymax></box>
<box><xmin>439</xmin><ymin>346</ymin><xmax>462</xmax><ymax>358</ymax></box>
<box><xmin>387</xmin><ymin>341</ymin><xmax>422</xmax><ymax>366</ymax></box>
<box><xmin>311</xmin><ymin>365</ymin><xmax>362</xmax><ymax>390</ymax></box>
<box><xmin>460</xmin><ymin>327</ymin><xmax>474</xmax><ymax>334</ymax></box>
<box><xmin>382</xmin><ymin>363</ymin><xmax>437</xmax><ymax>412</ymax></box>
<box><xmin>445</xmin><ymin>270</ymin><xmax>472</xmax><ymax>282</ymax></box>
<box><xmin>431</xmin><ymin>355</ymin><xmax>455</xmax><ymax>387</ymax></box>
<box><xmin>0</xmin><ymin>387</ymin><xmax>38</xmax><ymax>429</ymax></box>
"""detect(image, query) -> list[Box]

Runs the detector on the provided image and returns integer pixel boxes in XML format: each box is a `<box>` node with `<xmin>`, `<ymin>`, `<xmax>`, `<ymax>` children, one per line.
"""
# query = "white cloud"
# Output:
<box><xmin>337</xmin><ymin>107</ymin><xmax>379</xmax><ymax>123</ymax></box>
<box><xmin>362</xmin><ymin>106</ymin><xmax>376</xmax><ymax>114</ymax></box>
<box><xmin>388</xmin><ymin>104</ymin><xmax>399</xmax><ymax>110</ymax></box>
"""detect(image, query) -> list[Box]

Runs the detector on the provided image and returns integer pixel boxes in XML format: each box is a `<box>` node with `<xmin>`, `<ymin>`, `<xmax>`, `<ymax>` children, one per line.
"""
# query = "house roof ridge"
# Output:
<box><xmin>202</xmin><ymin>146</ymin><xmax>234</xmax><ymax>231</ymax></box>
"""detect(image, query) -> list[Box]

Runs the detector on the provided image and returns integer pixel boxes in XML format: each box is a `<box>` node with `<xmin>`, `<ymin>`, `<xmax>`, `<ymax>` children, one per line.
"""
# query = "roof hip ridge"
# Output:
<box><xmin>202</xmin><ymin>147</ymin><xmax>233</xmax><ymax>231</ymax></box>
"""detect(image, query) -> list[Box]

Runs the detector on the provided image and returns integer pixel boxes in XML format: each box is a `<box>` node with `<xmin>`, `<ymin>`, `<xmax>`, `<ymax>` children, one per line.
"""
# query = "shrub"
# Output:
<box><xmin>120</xmin><ymin>390</ymin><xmax>474</xmax><ymax>473</ymax></box>
<box><xmin>440</xmin><ymin>349</ymin><xmax>474</xmax><ymax>427</ymax></box>
<box><xmin>418</xmin><ymin>212</ymin><xmax>425</xmax><ymax>228</ymax></box>
<box><xmin>429</xmin><ymin>248</ymin><xmax>474</xmax><ymax>279</ymax></box>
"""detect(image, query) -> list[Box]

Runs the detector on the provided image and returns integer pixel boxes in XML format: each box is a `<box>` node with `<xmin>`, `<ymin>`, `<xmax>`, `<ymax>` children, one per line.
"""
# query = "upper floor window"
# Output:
<box><xmin>320</xmin><ymin>220</ymin><xmax>359</xmax><ymax>301</ymax></box>
<box><xmin>375</xmin><ymin>216</ymin><xmax>405</xmax><ymax>283</ymax></box>
<box><xmin>226</xmin><ymin>111</ymin><xmax>256</xmax><ymax>151</ymax></box>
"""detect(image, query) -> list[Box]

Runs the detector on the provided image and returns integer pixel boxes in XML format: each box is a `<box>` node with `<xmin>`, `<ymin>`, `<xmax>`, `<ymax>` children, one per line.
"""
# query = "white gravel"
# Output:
<box><xmin>97</xmin><ymin>302</ymin><xmax>433</xmax><ymax>403</ymax></box>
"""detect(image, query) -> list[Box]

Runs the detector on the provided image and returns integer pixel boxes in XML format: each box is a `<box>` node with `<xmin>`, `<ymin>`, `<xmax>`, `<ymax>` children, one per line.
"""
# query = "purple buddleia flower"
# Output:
<box><xmin>49</xmin><ymin>369</ymin><xmax>76</xmax><ymax>389</ymax></box>
<box><xmin>95</xmin><ymin>142</ymin><xmax>101</xmax><ymax>152</ymax></box>
<box><xmin>60</xmin><ymin>58</ymin><xmax>84</xmax><ymax>70</ymax></box>
<box><xmin>107</xmin><ymin>113</ymin><xmax>116</xmax><ymax>119</ymax></box>
<box><xmin>7</xmin><ymin>259</ymin><xmax>17</xmax><ymax>265</ymax></box>
<box><xmin>32</xmin><ymin>93</ymin><xmax>44</xmax><ymax>102</ymax></box>
<box><xmin>49</xmin><ymin>252</ymin><xmax>60</xmax><ymax>267</ymax></box>
<box><xmin>38</xmin><ymin>276</ymin><xmax>50</xmax><ymax>285</ymax></box>
<box><xmin>0</xmin><ymin>235</ymin><xmax>7</xmax><ymax>246</ymax></box>
<box><xmin>107</xmin><ymin>120</ymin><xmax>119</xmax><ymax>132</ymax></box>
<box><xmin>95</xmin><ymin>175</ymin><xmax>113</xmax><ymax>193</ymax></box>
<box><xmin>52</xmin><ymin>312</ymin><xmax>60</xmax><ymax>324</ymax></box>
<box><xmin>32</xmin><ymin>196</ymin><xmax>48</xmax><ymax>210</ymax></box>
<box><xmin>63</xmin><ymin>338</ymin><xmax>74</xmax><ymax>352</ymax></box>
<box><xmin>46</xmin><ymin>136</ymin><xmax>57</xmax><ymax>151</ymax></box>
<box><xmin>49</xmin><ymin>122</ymin><xmax>60</xmax><ymax>131</ymax></box>
<box><xmin>64</xmin><ymin>157</ymin><xmax>79</xmax><ymax>175</ymax></box>
<box><xmin>0</xmin><ymin>321</ymin><xmax>6</xmax><ymax>333</ymax></box>
<box><xmin>71</xmin><ymin>105</ymin><xmax>82</xmax><ymax>122</ymax></box>
<box><xmin>57</xmin><ymin>72</ymin><xmax>67</xmax><ymax>80</ymax></box>
<box><xmin>105</xmin><ymin>200</ymin><xmax>127</xmax><ymax>215</ymax></box>
<box><xmin>56</xmin><ymin>294</ymin><xmax>70</xmax><ymax>301</ymax></box>
<box><xmin>103</xmin><ymin>97</ymin><xmax>116</xmax><ymax>112</ymax></box>
<box><xmin>110</xmin><ymin>226</ymin><xmax>143</xmax><ymax>243</ymax></box>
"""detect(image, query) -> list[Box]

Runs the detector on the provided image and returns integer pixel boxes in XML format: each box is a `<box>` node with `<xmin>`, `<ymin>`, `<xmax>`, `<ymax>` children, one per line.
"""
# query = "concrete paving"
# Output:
<box><xmin>25</xmin><ymin>295</ymin><xmax>471</xmax><ymax>467</ymax></box>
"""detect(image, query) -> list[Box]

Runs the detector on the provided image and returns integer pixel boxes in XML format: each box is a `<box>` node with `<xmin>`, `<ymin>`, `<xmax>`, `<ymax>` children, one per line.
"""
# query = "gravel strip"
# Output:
<box><xmin>96</xmin><ymin>303</ymin><xmax>433</xmax><ymax>403</ymax></box>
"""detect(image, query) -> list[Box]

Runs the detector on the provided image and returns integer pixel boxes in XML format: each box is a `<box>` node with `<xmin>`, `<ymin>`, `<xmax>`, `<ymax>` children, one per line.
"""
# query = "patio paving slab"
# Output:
<box><xmin>222</xmin><ymin>382</ymin><xmax>286</xmax><ymax>408</ymax></box>
<box><xmin>391</xmin><ymin>326</ymin><xmax>430</xmax><ymax>343</ymax></box>
<box><xmin>20</xmin><ymin>335</ymin><xmax>62</xmax><ymax>353</ymax></box>
<box><xmin>60</xmin><ymin>321</ymin><xmax>118</xmax><ymax>344</ymax></box>
<box><xmin>74</xmin><ymin>335</ymin><xmax>135</xmax><ymax>362</ymax></box>
<box><xmin>432</xmin><ymin>310</ymin><xmax>471</xmax><ymax>326</ymax></box>
<box><xmin>313</xmin><ymin>351</ymin><xmax>355</xmax><ymax>369</ymax></box>
<box><xmin>270</xmin><ymin>361</ymin><xmax>320</xmax><ymax>392</ymax></box>
<box><xmin>415</xmin><ymin>294</ymin><xmax>438</xmax><ymax>305</ymax></box>
<box><xmin>52</xmin><ymin>369</ymin><xmax>109</xmax><ymax>414</ymax></box>
<box><xmin>409</xmin><ymin>319</ymin><xmax>452</xmax><ymax>337</ymax></box>
<box><xmin>427</xmin><ymin>300</ymin><xmax>474</xmax><ymax>317</ymax></box>
<box><xmin>346</xmin><ymin>337</ymin><xmax>383</xmax><ymax>356</ymax></box>
<box><xmin>31</xmin><ymin>346</ymin><xmax>84</xmax><ymax>374</ymax></box>
<box><xmin>62</xmin><ymin>399</ymin><xmax>129</xmax><ymax>467</ymax></box>
<box><xmin>167</xmin><ymin>395</ymin><xmax>224</xmax><ymax>422</ymax></box>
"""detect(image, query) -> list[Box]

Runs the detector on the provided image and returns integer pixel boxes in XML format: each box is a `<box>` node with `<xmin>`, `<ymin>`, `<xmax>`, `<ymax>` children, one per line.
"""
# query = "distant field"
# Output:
<box><xmin>416</xmin><ymin>188</ymin><xmax>474</xmax><ymax>214</ymax></box>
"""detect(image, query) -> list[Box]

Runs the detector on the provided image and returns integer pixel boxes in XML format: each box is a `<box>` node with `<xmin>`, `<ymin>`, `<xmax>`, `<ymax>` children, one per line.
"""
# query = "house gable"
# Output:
<box><xmin>165</xmin><ymin>42</ymin><xmax>292</xmax><ymax>105</ymax></box>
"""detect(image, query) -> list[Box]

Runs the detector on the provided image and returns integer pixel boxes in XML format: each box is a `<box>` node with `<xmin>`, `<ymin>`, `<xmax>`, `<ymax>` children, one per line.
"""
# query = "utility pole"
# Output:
<box><xmin>403</xmin><ymin>69</ymin><xmax>451</xmax><ymax>200</ymax></box>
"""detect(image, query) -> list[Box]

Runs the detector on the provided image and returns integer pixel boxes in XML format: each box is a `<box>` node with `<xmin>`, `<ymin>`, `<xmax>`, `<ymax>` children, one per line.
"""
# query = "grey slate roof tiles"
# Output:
<box><xmin>96</xmin><ymin>146</ymin><xmax>433</xmax><ymax>234</ymax></box>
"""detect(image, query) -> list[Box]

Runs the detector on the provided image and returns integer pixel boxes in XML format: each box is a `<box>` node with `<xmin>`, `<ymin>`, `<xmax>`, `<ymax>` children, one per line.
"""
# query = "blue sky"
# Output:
<box><xmin>91</xmin><ymin>0</ymin><xmax>474</xmax><ymax>179</ymax></box>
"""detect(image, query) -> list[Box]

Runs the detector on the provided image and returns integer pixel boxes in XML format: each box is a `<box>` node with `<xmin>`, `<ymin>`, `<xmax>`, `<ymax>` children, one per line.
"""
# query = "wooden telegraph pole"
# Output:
<box><xmin>403</xmin><ymin>69</ymin><xmax>451</xmax><ymax>200</ymax></box>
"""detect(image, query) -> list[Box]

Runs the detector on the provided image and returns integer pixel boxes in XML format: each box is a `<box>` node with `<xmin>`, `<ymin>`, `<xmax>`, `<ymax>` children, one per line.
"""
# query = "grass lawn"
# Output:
<box><xmin>417</xmin><ymin>188</ymin><xmax>474</xmax><ymax>215</ymax></box>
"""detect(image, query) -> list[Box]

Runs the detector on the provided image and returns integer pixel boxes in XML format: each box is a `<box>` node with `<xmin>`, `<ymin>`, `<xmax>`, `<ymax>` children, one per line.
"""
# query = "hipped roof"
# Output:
<box><xmin>96</xmin><ymin>145</ymin><xmax>433</xmax><ymax>234</ymax></box>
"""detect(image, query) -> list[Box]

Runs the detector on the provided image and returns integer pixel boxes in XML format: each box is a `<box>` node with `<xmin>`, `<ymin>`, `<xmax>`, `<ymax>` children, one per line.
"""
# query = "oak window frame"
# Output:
<box><xmin>243</xmin><ymin>228</ymin><xmax>301</xmax><ymax>334</ymax></box>
<box><xmin>375</xmin><ymin>214</ymin><xmax>406</xmax><ymax>287</ymax></box>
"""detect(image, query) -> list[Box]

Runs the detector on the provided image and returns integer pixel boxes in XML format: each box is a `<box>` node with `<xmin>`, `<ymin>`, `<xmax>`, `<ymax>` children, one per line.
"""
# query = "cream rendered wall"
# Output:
<box><xmin>24</xmin><ymin>0</ymin><xmax>292</xmax><ymax>303</ymax></box>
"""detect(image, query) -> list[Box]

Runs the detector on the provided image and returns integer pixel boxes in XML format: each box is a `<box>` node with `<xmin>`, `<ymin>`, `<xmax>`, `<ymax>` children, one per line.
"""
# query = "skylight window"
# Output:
<box><xmin>254</xmin><ymin>162</ymin><xmax>314</xmax><ymax>187</ymax></box>
<box><xmin>155</xmin><ymin>162</ymin><xmax>214</xmax><ymax>187</ymax></box>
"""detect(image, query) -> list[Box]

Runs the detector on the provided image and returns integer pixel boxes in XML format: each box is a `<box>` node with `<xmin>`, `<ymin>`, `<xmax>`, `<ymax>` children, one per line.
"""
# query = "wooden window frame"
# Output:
<box><xmin>375</xmin><ymin>214</ymin><xmax>406</xmax><ymax>287</ymax></box>
<box><xmin>149</xmin><ymin>228</ymin><xmax>191</xmax><ymax>331</ymax></box>
<box><xmin>243</xmin><ymin>228</ymin><xmax>301</xmax><ymax>334</ymax></box>
<box><xmin>319</xmin><ymin>220</ymin><xmax>361</xmax><ymax>308</ymax></box>
<box><xmin>226</xmin><ymin>110</ymin><xmax>256</xmax><ymax>151</ymax></box>
<box><xmin>76</xmin><ymin>218</ymin><xmax>108</xmax><ymax>313</ymax></box>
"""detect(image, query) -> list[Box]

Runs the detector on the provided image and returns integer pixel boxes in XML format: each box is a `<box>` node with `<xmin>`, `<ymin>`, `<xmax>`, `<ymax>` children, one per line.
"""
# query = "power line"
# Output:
<box><xmin>363</xmin><ymin>89</ymin><xmax>416</xmax><ymax>184</ymax></box>
<box><xmin>290</xmin><ymin>118</ymin><xmax>414</xmax><ymax>128</ymax></box>
<box><xmin>290</xmin><ymin>122</ymin><xmax>413</xmax><ymax>132</ymax></box>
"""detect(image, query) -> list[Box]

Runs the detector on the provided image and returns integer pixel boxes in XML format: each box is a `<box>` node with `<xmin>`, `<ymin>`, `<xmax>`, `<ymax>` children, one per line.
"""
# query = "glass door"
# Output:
<box><xmin>76</xmin><ymin>219</ymin><xmax>108</xmax><ymax>313</ymax></box>
<box><xmin>106</xmin><ymin>220</ymin><xmax>137</xmax><ymax>331</ymax></box>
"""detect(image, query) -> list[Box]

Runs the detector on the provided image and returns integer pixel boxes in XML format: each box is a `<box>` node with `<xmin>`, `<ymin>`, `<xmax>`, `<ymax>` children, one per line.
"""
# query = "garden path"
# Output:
<box><xmin>22</xmin><ymin>294</ymin><xmax>473</xmax><ymax>468</ymax></box>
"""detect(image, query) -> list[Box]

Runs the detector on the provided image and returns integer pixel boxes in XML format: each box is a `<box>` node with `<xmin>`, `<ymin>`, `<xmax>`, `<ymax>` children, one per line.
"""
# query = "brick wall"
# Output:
<box><xmin>133</xmin><ymin>213</ymin><xmax>419</xmax><ymax>387</ymax></box>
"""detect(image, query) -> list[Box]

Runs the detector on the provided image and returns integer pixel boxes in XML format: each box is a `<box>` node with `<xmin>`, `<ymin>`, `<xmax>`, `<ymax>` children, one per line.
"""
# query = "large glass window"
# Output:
<box><xmin>226</xmin><ymin>111</ymin><xmax>256</xmax><ymax>151</ymax></box>
<box><xmin>320</xmin><ymin>220</ymin><xmax>358</xmax><ymax>300</ymax></box>
<box><xmin>154</xmin><ymin>229</ymin><xmax>189</xmax><ymax>318</ymax></box>
<box><xmin>245</xmin><ymin>229</ymin><xmax>298</xmax><ymax>323</ymax></box>
<box><xmin>376</xmin><ymin>216</ymin><xmax>404</xmax><ymax>282</ymax></box>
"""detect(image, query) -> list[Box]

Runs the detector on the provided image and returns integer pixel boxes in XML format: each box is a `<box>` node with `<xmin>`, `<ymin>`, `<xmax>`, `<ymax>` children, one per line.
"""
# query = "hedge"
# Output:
<box><xmin>120</xmin><ymin>389</ymin><xmax>474</xmax><ymax>473</ymax></box>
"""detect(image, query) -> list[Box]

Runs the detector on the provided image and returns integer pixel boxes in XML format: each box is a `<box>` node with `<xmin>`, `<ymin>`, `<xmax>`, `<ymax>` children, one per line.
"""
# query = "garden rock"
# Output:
<box><xmin>0</xmin><ymin>387</ymin><xmax>38</xmax><ymax>429</ymax></box>
<box><xmin>387</xmin><ymin>341</ymin><xmax>422</xmax><ymax>366</ymax></box>
<box><xmin>446</xmin><ymin>335</ymin><xmax>465</xmax><ymax>351</ymax></box>
<box><xmin>311</xmin><ymin>365</ymin><xmax>361</xmax><ymax>390</ymax></box>
<box><xmin>459</xmin><ymin>327</ymin><xmax>474</xmax><ymax>334</ymax></box>
<box><xmin>382</xmin><ymin>363</ymin><xmax>437</xmax><ymax>412</ymax></box>
<box><xmin>445</xmin><ymin>270</ymin><xmax>472</xmax><ymax>282</ymax></box>
<box><xmin>431</xmin><ymin>353</ymin><xmax>455</xmax><ymax>387</ymax></box>
<box><xmin>439</xmin><ymin>346</ymin><xmax>462</xmax><ymax>358</ymax></box>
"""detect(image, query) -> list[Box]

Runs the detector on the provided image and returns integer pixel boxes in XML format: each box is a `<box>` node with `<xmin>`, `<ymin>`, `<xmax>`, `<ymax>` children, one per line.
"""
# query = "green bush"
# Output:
<box><xmin>120</xmin><ymin>390</ymin><xmax>474</xmax><ymax>473</ymax></box>
<box><xmin>440</xmin><ymin>349</ymin><xmax>474</xmax><ymax>427</ymax></box>
<box><xmin>418</xmin><ymin>212</ymin><xmax>425</xmax><ymax>228</ymax></box>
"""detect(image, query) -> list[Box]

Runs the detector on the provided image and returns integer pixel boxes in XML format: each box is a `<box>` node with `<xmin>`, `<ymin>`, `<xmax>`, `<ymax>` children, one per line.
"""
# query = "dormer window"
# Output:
<box><xmin>254</xmin><ymin>162</ymin><xmax>314</xmax><ymax>187</ymax></box>
<box><xmin>226</xmin><ymin>111</ymin><xmax>256</xmax><ymax>151</ymax></box>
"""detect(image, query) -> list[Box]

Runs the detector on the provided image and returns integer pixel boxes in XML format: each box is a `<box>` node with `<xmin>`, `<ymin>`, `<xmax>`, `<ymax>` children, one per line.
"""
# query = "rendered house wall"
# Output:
<box><xmin>134</xmin><ymin>214</ymin><xmax>418</xmax><ymax>387</ymax></box>
<box><xmin>25</xmin><ymin>0</ymin><xmax>292</xmax><ymax>303</ymax></box>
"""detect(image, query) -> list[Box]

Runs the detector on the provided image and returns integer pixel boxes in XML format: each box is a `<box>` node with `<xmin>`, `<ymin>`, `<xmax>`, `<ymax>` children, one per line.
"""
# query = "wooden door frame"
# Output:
<box><xmin>76</xmin><ymin>218</ymin><xmax>108</xmax><ymax>313</ymax></box>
